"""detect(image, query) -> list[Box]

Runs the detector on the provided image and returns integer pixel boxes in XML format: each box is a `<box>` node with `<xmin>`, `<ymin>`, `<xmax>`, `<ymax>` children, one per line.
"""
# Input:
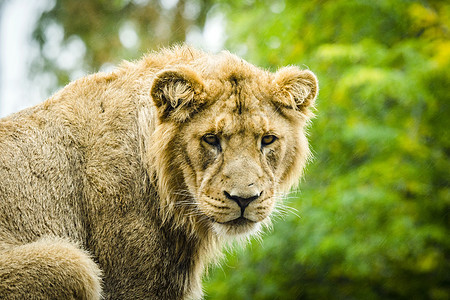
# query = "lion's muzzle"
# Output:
<box><xmin>223</xmin><ymin>190</ymin><xmax>262</xmax><ymax>215</ymax></box>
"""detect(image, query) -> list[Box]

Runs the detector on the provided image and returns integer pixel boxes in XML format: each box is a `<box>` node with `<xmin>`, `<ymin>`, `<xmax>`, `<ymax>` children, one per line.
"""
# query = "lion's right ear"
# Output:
<box><xmin>150</xmin><ymin>67</ymin><xmax>205</xmax><ymax>122</ymax></box>
<box><xmin>274</xmin><ymin>66</ymin><xmax>318</xmax><ymax>116</ymax></box>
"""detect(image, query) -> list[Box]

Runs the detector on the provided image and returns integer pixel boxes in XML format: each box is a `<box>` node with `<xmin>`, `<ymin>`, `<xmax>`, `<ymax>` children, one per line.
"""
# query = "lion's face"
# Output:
<box><xmin>150</xmin><ymin>55</ymin><xmax>318</xmax><ymax>237</ymax></box>
<box><xmin>182</xmin><ymin>98</ymin><xmax>288</xmax><ymax>236</ymax></box>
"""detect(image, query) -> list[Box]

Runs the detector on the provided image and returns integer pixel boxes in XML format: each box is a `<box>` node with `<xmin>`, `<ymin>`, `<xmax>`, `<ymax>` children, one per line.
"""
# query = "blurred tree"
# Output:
<box><xmin>205</xmin><ymin>0</ymin><xmax>450</xmax><ymax>299</ymax></box>
<box><xmin>32</xmin><ymin>0</ymin><xmax>214</xmax><ymax>89</ymax></box>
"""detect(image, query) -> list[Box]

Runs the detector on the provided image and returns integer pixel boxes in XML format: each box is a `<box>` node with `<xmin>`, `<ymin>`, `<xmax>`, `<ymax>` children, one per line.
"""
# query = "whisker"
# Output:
<box><xmin>273</xmin><ymin>202</ymin><xmax>302</xmax><ymax>220</ymax></box>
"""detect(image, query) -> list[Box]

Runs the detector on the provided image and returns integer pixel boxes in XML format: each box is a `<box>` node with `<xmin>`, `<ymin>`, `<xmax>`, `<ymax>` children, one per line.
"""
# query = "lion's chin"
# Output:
<box><xmin>212</xmin><ymin>217</ymin><xmax>262</xmax><ymax>238</ymax></box>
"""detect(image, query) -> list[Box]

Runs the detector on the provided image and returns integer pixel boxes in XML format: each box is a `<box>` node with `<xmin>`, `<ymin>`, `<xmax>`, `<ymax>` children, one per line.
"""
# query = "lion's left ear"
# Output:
<box><xmin>274</xmin><ymin>66</ymin><xmax>318</xmax><ymax>115</ymax></box>
<box><xmin>150</xmin><ymin>67</ymin><xmax>205</xmax><ymax>122</ymax></box>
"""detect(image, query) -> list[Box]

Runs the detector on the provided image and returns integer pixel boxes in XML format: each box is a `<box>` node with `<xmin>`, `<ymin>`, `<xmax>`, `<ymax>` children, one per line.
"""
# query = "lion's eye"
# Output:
<box><xmin>261</xmin><ymin>135</ymin><xmax>277</xmax><ymax>146</ymax></box>
<box><xmin>202</xmin><ymin>134</ymin><xmax>220</xmax><ymax>147</ymax></box>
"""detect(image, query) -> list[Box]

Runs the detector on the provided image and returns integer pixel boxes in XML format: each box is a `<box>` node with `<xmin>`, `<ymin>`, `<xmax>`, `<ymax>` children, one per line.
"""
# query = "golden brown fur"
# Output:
<box><xmin>0</xmin><ymin>46</ymin><xmax>318</xmax><ymax>299</ymax></box>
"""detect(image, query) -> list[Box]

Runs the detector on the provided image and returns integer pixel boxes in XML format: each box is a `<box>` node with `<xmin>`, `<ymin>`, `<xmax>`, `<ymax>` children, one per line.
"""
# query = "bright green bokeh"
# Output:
<box><xmin>204</xmin><ymin>1</ymin><xmax>449</xmax><ymax>299</ymax></box>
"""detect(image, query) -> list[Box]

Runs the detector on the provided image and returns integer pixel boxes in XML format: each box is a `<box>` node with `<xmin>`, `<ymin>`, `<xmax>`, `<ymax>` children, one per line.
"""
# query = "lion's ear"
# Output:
<box><xmin>274</xmin><ymin>66</ymin><xmax>318</xmax><ymax>115</ymax></box>
<box><xmin>150</xmin><ymin>67</ymin><xmax>205</xmax><ymax>122</ymax></box>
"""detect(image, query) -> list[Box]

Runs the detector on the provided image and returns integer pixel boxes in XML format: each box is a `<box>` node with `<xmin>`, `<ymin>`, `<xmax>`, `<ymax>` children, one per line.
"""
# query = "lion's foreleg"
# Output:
<box><xmin>0</xmin><ymin>237</ymin><xmax>102</xmax><ymax>299</ymax></box>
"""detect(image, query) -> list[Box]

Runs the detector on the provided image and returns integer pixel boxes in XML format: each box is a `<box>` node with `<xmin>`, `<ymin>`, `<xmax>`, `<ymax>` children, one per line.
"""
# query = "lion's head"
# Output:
<box><xmin>147</xmin><ymin>49</ymin><xmax>318</xmax><ymax>238</ymax></box>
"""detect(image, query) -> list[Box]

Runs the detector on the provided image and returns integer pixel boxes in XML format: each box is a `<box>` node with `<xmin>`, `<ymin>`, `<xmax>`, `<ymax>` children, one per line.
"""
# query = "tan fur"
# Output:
<box><xmin>0</xmin><ymin>45</ymin><xmax>318</xmax><ymax>299</ymax></box>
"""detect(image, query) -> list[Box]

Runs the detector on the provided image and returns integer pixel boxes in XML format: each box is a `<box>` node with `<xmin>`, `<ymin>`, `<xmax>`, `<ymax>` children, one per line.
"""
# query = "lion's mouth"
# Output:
<box><xmin>217</xmin><ymin>216</ymin><xmax>255</xmax><ymax>227</ymax></box>
<box><xmin>212</xmin><ymin>216</ymin><xmax>261</xmax><ymax>236</ymax></box>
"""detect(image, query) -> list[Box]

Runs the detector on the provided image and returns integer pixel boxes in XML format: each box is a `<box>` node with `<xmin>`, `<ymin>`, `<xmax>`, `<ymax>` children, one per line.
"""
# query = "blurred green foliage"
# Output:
<box><xmin>31</xmin><ymin>0</ymin><xmax>449</xmax><ymax>299</ymax></box>
<box><xmin>32</xmin><ymin>0</ymin><xmax>214</xmax><ymax>87</ymax></box>
<box><xmin>205</xmin><ymin>1</ymin><xmax>450</xmax><ymax>299</ymax></box>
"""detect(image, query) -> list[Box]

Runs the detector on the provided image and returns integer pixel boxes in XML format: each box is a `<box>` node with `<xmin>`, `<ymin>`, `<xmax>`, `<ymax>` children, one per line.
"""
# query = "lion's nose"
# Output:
<box><xmin>224</xmin><ymin>190</ymin><xmax>262</xmax><ymax>210</ymax></box>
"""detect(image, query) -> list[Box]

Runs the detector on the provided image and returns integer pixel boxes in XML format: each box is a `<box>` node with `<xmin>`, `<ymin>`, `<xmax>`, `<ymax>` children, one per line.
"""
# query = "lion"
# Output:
<box><xmin>0</xmin><ymin>45</ymin><xmax>318</xmax><ymax>299</ymax></box>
